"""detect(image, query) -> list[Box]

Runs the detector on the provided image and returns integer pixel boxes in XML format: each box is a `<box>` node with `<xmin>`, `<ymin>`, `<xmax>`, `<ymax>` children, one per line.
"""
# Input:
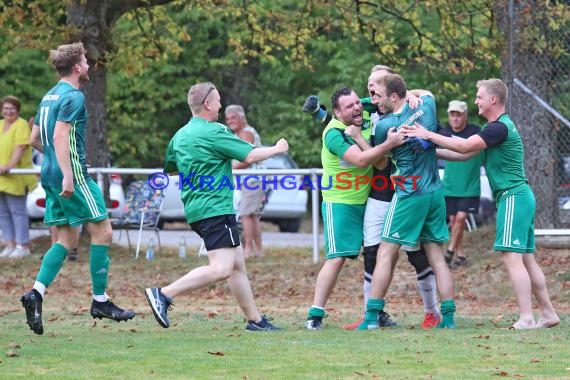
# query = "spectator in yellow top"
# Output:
<box><xmin>0</xmin><ymin>96</ymin><xmax>37</xmax><ymax>258</ymax></box>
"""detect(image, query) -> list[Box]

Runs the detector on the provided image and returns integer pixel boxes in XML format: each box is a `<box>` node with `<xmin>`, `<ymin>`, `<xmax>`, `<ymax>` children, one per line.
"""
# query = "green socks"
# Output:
<box><xmin>439</xmin><ymin>299</ymin><xmax>456</xmax><ymax>328</ymax></box>
<box><xmin>90</xmin><ymin>244</ymin><xmax>110</xmax><ymax>296</ymax></box>
<box><xmin>307</xmin><ymin>306</ymin><xmax>326</xmax><ymax>319</ymax></box>
<box><xmin>356</xmin><ymin>298</ymin><xmax>385</xmax><ymax>330</ymax></box>
<box><xmin>36</xmin><ymin>243</ymin><xmax>68</xmax><ymax>287</ymax></box>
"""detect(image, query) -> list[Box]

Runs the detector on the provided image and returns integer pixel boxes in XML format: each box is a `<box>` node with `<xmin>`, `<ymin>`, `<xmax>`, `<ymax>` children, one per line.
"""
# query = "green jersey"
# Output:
<box><xmin>164</xmin><ymin>116</ymin><xmax>254</xmax><ymax>224</ymax></box>
<box><xmin>374</xmin><ymin>95</ymin><xmax>441</xmax><ymax>198</ymax></box>
<box><xmin>35</xmin><ymin>81</ymin><xmax>89</xmax><ymax>188</ymax></box>
<box><xmin>478</xmin><ymin>114</ymin><xmax>528</xmax><ymax>199</ymax></box>
<box><xmin>320</xmin><ymin>118</ymin><xmax>373</xmax><ymax>204</ymax></box>
<box><xmin>443</xmin><ymin>123</ymin><xmax>482</xmax><ymax>197</ymax></box>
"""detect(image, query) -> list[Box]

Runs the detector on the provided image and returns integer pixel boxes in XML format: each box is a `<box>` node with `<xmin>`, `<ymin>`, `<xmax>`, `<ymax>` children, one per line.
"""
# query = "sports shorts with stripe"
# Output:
<box><xmin>494</xmin><ymin>186</ymin><xmax>535</xmax><ymax>253</ymax></box>
<box><xmin>322</xmin><ymin>201</ymin><xmax>365</xmax><ymax>259</ymax></box>
<box><xmin>190</xmin><ymin>214</ymin><xmax>240</xmax><ymax>251</ymax></box>
<box><xmin>381</xmin><ymin>188</ymin><xmax>449</xmax><ymax>246</ymax></box>
<box><xmin>43</xmin><ymin>177</ymin><xmax>108</xmax><ymax>227</ymax></box>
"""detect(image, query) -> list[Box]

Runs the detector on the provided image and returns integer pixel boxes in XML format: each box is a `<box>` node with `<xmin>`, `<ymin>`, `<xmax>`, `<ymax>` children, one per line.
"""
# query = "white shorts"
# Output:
<box><xmin>363</xmin><ymin>197</ymin><xmax>418</xmax><ymax>251</ymax></box>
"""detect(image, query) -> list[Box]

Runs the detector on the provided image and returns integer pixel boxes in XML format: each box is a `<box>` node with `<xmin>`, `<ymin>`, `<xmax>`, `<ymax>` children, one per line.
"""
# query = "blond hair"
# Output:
<box><xmin>476</xmin><ymin>78</ymin><xmax>508</xmax><ymax>105</ymax></box>
<box><xmin>49</xmin><ymin>42</ymin><xmax>86</xmax><ymax>77</ymax></box>
<box><xmin>370</xmin><ymin>65</ymin><xmax>397</xmax><ymax>75</ymax></box>
<box><xmin>187</xmin><ymin>82</ymin><xmax>217</xmax><ymax>113</ymax></box>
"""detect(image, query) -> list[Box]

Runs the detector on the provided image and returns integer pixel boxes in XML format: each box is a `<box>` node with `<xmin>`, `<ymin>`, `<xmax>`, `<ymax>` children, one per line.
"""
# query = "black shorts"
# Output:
<box><xmin>190</xmin><ymin>214</ymin><xmax>240</xmax><ymax>251</ymax></box>
<box><xmin>445</xmin><ymin>196</ymin><xmax>480</xmax><ymax>215</ymax></box>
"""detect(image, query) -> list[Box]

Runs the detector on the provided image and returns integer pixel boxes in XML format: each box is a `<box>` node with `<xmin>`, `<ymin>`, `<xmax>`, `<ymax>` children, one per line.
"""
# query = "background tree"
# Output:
<box><xmin>1</xmin><ymin>0</ymin><xmax>568</xmax><ymax>227</ymax></box>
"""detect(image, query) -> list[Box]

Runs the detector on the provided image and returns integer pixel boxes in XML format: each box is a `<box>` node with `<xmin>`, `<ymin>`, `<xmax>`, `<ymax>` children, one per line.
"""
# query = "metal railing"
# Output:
<box><xmin>11</xmin><ymin>167</ymin><xmax>325</xmax><ymax>263</ymax></box>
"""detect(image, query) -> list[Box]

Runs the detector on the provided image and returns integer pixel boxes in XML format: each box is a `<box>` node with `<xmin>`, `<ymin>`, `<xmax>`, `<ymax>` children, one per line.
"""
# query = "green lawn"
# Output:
<box><xmin>1</xmin><ymin>312</ymin><xmax>568</xmax><ymax>379</ymax></box>
<box><xmin>1</xmin><ymin>226</ymin><xmax>568</xmax><ymax>379</ymax></box>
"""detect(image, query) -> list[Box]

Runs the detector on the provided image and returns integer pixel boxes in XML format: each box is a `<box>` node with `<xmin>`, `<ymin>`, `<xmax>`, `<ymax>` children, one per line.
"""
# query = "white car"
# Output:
<box><xmin>159</xmin><ymin>153</ymin><xmax>309</xmax><ymax>232</ymax></box>
<box><xmin>27</xmin><ymin>175</ymin><xmax>126</xmax><ymax>222</ymax></box>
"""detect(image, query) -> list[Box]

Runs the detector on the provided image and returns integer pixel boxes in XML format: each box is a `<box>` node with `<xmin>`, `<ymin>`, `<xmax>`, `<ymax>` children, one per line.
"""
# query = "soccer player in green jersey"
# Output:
<box><xmin>402</xmin><ymin>78</ymin><xmax>560</xmax><ymax>329</ymax></box>
<box><xmin>145</xmin><ymin>82</ymin><xmax>288</xmax><ymax>331</ymax></box>
<box><xmin>357</xmin><ymin>73</ymin><xmax>457</xmax><ymax>330</ymax></box>
<box><xmin>22</xmin><ymin>42</ymin><xmax>135</xmax><ymax>336</ymax></box>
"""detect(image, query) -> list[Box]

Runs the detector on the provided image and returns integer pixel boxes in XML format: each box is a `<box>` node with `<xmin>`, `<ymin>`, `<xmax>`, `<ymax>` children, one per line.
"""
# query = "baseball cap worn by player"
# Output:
<box><xmin>447</xmin><ymin>100</ymin><xmax>468</xmax><ymax>113</ymax></box>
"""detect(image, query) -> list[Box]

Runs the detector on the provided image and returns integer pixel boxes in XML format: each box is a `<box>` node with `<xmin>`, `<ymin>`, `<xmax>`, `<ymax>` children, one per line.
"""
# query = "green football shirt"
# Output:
<box><xmin>480</xmin><ymin>114</ymin><xmax>528</xmax><ymax>199</ymax></box>
<box><xmin>34</xmin><ymin>81</ymin><xmax>89</xmax><ymax>187</ymax></box>
<box><xmin>443</xmin><ymin>124</ymin><xmax>482</xmax><ymax>197</ymax></box>
<box><xmin>374</xmin><ymin>95</ymin><xmax>441</xmax><ymax>198</ymax></box>
<box><xmin>164</xmin><ymin>116</ymin><xmax>254</xmax><ymax>224</ymax></box>
<box><xmin>320</xmin><ymin>118</ymin><xmax>373</xmax><ymax>204</ymax></box>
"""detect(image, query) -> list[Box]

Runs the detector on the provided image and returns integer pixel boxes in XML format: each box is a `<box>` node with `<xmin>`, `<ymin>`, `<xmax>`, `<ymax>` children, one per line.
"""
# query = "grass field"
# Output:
<box><xmin>1</xmin><ymin>225</ymin><xmax>568</xmax><ymax>379</ymax></box>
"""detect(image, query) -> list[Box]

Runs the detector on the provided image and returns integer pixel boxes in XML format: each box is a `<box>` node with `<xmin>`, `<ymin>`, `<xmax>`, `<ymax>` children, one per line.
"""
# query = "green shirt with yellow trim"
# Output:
<box><xmin>320</xmin><ymin>118</ymin><xmax>373</xmax><ymax>204</ymax></box>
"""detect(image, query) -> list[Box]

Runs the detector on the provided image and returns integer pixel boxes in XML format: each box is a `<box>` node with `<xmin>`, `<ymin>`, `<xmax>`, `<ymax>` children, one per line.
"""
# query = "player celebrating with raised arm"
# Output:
<box><xmin>402</xmin><ymin>78</ymin><xmax>559</xmax><ymax>329</ymax></box>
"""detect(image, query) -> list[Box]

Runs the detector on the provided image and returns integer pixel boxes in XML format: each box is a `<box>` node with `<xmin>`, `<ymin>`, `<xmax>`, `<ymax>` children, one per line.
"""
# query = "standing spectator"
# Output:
<box><xmin>225</xmin><ymin>105</ymin><xmax>265</xmax><ymax>258</ymax></box>
<box><xmin>21</xmin><ymin>42</ymin><xmax>135</xmax><ymax>336</ymax></box>
<box><xmin>145</xmin><ymin>82</ymin><xmax>288</xmax><ymax>331</ymax></box>
<box><xmin>402</xmin><ymin>78</ymin><xmax>560</xmax><ymax>329</ymax></box>
<box><xmin>442</xmin><ymin>100</ymin><xmax>482</xmax><ymax>268</ymax></box>
<box><xmin>0</xmin><ymin>96</ymin><xmax>36</xmax><ymax>259</ymax></box>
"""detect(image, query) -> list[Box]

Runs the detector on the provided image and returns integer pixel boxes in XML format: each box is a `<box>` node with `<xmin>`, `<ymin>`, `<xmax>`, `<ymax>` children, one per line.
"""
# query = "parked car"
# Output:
<box><xmin>159</xmin><ymin>152</ymin><xmax>309</xmax><ymax>232</ymax></box>
<box><xmin>26</xmin><ymin>153</ymin><xmax>126</xmax><ymax>221</ymax></box>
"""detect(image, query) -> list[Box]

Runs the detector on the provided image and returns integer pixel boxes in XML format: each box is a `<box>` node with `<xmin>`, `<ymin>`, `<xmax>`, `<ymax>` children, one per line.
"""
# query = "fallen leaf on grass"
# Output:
<box><xmin>495</xmin><ymin>371</ymin><xmax>508</xmax><ymax>376</ymax></box>
<box><xmin>6</xmin><ymin>351</ymin><xmax>19</xmax><ymax>357</ymax></box>
<box><xmin>208</xmin><ymin>351</ymin><xmax>224</xmax><ymax>356</ymax></box>
<box><xmin>490</xmin><ymin>315</ymin><xmax>503</xmax><ymax>325</ymax></box>
<box><xmin>48</xmin><ymin>315</ymin><xmax>59</xmax><ymax>322</ymax></box>
<box><xmin>530</xmin><ymin>358</ymin><xmax>543</xmax><ymax>363</ymax></box>
<box><xmin>473</xmin><ymin>335</ymin><xmax>490</xmax><ymax>339</ymax></box>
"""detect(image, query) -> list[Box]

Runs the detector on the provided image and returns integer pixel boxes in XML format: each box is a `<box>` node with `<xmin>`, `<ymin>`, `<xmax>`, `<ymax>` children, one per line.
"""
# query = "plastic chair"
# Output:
<box><xmin>111</xmin><ymin>180</ymin><xmax>165</xmax><ymax>259</ymax></box>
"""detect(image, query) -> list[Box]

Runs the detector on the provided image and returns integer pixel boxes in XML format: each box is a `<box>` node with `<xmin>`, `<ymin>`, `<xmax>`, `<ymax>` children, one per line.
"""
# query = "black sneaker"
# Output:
<box><xmin>305</xmin><ymin>316</ymin><xmax>324</xmax><ymax>330</ymax></box>
<box><xmin>451</xmin><ymin>256</ymin><xmax>468</xmax><ymax>269</ymax></box>
<box><xmin>445</xmin><ymin>249</ymin><xmax>454</xmax><ymax>266</ymax></box>
<box><xmin>245</xmin><ymin>315</ymin><xmax>281</xmax><ymax>331</ymax></box>
<box><xmin>68</xmin><ymin>248</ymin><xmax>78</xmax><ymax>262</ymax></box>
<box><xmin>21</xmin><ymin>289</ymin><xmax>43</xmax><ymax>335</ymax></box>
<box><xmin>90</xmin><ymin>299</ymin><xmax>136</xmax><ymax>322</ymax></box>
<box><xmin>144</xmin><ymin>287</ymin><xmax>172</xmax><ymax>328</ymax></box>
<box><xmin>378</xmin><ymin>311</ymin><xmax>399</xmax><ymax>327</ymax></box>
